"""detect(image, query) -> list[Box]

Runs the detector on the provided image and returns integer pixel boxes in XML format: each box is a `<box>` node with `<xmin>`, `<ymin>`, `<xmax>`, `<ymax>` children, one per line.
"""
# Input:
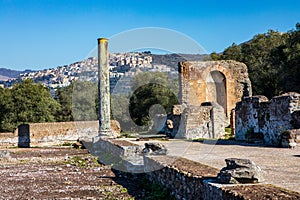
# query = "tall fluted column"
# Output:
<box><xmin>98</xmin><ymin>38</ymin><xmax>111</xmax><ymax>135</ymax></box>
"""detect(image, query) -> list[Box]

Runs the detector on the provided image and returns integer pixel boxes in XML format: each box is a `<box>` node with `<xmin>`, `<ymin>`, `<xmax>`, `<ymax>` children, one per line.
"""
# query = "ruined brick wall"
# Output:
<box><xmin>173</xmin><ymin>60</ymin><xmax>251</xmax><ymax>139</ymax></box>
<box><xmin>291</xmin><ymin>110</ymin><xmax>300</xmax><ymax>129</ymax></box>
<box><xmin>179</xmin><ymin>60</ymin><xmax>252</xmax><ymax>118</ymax></box>
<box><xmin>176</xmin><ymin>105</ymin><xmax>212</xmax><ymax>139</ymax></box>
<box><xmin>235</xmin><ymin>93</ymin><xmax>300</xmax><ymax>145</ymax></box>
<box><xmin>176</xmin><ymin>103</ymin><xmax>226</xmax><ymax>139</ymax></box>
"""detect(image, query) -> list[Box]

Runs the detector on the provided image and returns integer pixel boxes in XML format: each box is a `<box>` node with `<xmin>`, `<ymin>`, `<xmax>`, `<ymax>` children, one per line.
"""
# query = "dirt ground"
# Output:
<box><xmin>1</xmin><ymin>145</ymin><xmax>299</xmax><ymax>200</ymax></box>
<box><xmin>0</xmin><ymin>147</ymin><xmax>172</xmax><ymax>200</ymax></box>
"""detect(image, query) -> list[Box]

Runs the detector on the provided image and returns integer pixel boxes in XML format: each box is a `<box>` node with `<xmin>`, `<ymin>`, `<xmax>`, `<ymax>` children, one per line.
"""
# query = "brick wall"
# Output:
<box><xmin>235</xmin><ymin>93</ymin><xmax>300</xmax><ymax>145</ymax></box>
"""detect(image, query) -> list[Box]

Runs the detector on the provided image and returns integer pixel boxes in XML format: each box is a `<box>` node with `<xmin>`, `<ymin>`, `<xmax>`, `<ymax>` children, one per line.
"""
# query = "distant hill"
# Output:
<box><xmin>0</xmin><ymin>68</ymin><xmax>34</xmax><ymax>79</ymax></box>
<box><xmin>151</xmin><ymin>53</ymin><xmax>207</xmax><ymax>70</ymax></box>
<box><xmin>0</xmin><ymin>75</ymin><xmax>10</xmax><ymax>81</ymax></box>
<box><xmin>0</xmin><ymin>52</ymin><xmax>207</xmax><ymax>87</ymax></box>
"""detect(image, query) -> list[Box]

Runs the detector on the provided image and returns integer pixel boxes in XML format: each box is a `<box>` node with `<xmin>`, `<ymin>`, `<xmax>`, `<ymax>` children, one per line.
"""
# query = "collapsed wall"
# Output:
<box><xmin>235</xmin><ymin>92</ymin><xmax>300</xmax><ymax>145</ymax></box>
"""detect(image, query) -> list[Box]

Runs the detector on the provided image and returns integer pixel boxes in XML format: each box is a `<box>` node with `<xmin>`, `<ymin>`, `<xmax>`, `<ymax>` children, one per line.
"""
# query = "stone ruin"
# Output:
<box><xmin>217</xmin><ymin>158</ymin><xmax>264</xmax><ymax>184</ymax></box>
<box><xmin>157</xmin><ymin>60</ymin><xmax>252</xmax><ymax>139</ymax></box>
<box><xmin>235</xmin><ymin>92</ymin><xmax>300</xmax><ymax>146</ymax></box>
<box><xmin>155</xmin><ymin>59</ymin><xmax>300</xmax><ymax>146</ymax></box>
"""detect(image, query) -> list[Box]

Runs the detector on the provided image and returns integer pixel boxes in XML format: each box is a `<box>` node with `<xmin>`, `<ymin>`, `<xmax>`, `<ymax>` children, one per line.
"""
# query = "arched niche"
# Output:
<box><xmin>206</xmin><ymin>70</ymin><xmax>227</xmax><ymax>116</ymax></box>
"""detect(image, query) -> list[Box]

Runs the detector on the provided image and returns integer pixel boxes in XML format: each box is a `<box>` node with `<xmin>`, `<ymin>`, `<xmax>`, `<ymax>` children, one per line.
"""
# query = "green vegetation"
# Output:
<box><xmin>0</xmin><ymin>72</ymin><xmax>179</xmax><ymax>133</ymax></box>
<box><xmin>55</xmin><ymin>84</ymin><xmax>74</xmax><ymax>122</ymax></box>
<box><xmin>138</xmin><ymin>176</ymin><xmax>175</xmax><ymax>200</ymax></box>
<box><xmin>225</xmin><ymin>127</ymin><xmax>231</xmax><ymax>134</ymax></box>
<box><xmin>55</xmin><ymin>81</ymin><xmax>99</xmax><ymax>122</ymax></box>
<box><xmin>223</xmin><ymin>127</ymin><xmax>235</xmax><ymax>140</ymax></box>
<box><xmin>223</xmin><ymin>134</ymin><xmax>235</xmax><ymax>140</ymax></box>
<box><xmin>72</xmin><ymin>81</ymin><xmax>98</xmax><ymax>121</ymax></box>
<box><xmin>210</xmin><ymin>23</ymin><xmax>300</xmax><ymax>98</ymax></box>
<box><xmin>0</xmin><ymin>79</ymin><xmax>99</xmax><ymax>132</ymax></box>
<box><xmin>129</xmin><ymin>72</ymin><xmax>179</xmax><ymax>127</ymax></box>
<box><xmin>119</xmin><ymin>131</ymin><xmax>137</xmax><ymax>138</ymax></box>
<box><xmin>1</xmin><ymin>23</ymin><xmax>299</xmax><ymax>133</ymax></box>
<box><xmin>0</xmin><ymin>79</ymin><xmax>59</xmax><ymax>132</ymax></box>
<box><xmin>111</xmin><ymin>94</ymin><xmax>134</xmax><ymax>132</ymax></box>
<box><xmin>111</xmin><ymin>72</ymin><xmax>179</xmax><ymax>132</ymax></box>
<box><xmin>65</xmin><ymin>155</ymin><xmax>101</xmax><ymax>168</ymax></box>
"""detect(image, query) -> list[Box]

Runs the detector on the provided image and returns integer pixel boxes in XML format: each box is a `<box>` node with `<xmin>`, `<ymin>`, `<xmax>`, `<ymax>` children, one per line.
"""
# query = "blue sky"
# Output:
<box><xmin>0</xmin><ymin>0</ymin><xmax>299</xmax><ymax>70</ymax></box>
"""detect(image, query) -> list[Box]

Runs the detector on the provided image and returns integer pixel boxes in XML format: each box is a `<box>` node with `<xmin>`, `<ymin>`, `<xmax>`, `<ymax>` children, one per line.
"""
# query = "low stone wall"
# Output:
<box><xmin>92</xmin><ymin>138</ymin><xmax>144</xmax><ymax>173</ymax></box>
<box><xmin>0</xmin><ymin>132</ymin><xmax>18</xmax><ymax>147</ymax></box>
<box><xmin>28</xmin><ymin>121</ymin><xmax>99</xmax><ymax>146</ymax></box>
<box><xmin>0</xmin><ymin>120</ymin><xmax>121</xmax><ymax>147</ymax></box>
<box><xmin>235</xmin><ymin>93</ymin><xmax>300</xmax><ymax>146</ymax></box>
<box><xmin>144</xmin><ymin>155</ymin><xmax>222</xmax><ymax>199</ymax></box>
<box><xmin>0</xmin><ymin>121</ymin><xmax>99</xmax><ymax>147</ymax></box>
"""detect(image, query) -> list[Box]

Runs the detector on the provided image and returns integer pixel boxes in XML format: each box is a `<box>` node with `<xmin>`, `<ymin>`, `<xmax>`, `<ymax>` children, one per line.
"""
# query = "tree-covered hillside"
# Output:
<box><xmin>210</xmin><ymin>23</ymin><xmax>300</xmax><ymax>98</ymax></box>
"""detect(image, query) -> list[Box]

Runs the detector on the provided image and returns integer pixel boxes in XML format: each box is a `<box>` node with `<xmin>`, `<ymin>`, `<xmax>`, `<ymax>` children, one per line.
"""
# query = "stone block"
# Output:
<box><xmin>217</xmin><ymin>158</ymin><xmax>264</xmax><ymax>184</ymax></box>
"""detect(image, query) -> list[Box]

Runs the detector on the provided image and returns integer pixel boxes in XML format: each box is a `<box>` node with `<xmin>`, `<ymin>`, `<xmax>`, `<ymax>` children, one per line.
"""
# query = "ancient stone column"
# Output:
<box><xmin>98</xmin><ymin>38</ymin><xmax>111</xmax><ymax>135</ymax></box>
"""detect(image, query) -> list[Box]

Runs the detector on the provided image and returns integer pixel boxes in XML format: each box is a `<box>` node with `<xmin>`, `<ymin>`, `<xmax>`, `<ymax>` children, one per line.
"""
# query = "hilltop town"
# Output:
<box><xmin>0</xmin><ymin>52</ymin><xmax>178</xmax><ymax>95</ymax></box>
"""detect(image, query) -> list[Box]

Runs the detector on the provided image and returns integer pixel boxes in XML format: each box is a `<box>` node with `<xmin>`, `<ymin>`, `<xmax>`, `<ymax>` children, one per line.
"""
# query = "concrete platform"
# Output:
<box><xmin>125</xmin><ymin>138</ymin><xmax>300</xmax><ymax>193</ymax></box>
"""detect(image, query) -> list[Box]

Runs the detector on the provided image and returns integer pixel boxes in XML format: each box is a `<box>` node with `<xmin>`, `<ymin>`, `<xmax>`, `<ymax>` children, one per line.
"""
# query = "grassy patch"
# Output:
<box><xmin>192</xmin><ymin>138</ymin><xmax>218</xmax><ymax>142</ymax></box>
<box><xmin>65</xmin><ymin>155</ymin><xmax>101</xmax><ymax>168</ymax></box>
<box><xmin>139</xmin><ymin>177</ymin><xmax>175</xmax><ymax>200</ymax></box>
<box><xmin>223</xmin><ymin>134</ymin><xmax>235</xmax><ymax>140</ymax></box>
<box><xmin>61</xmin><ymin>142</ymin><xmax>73</xmax><ymax>147</ymax></box>
<box><xmin>225</xmin><ymin>127</ymin><xmax>231</xmax><ymax>134</ymax></box>
<box><xmin>119</xmin><ymin>132</ymin><xmax>137</xmax><ymax>138</ymax></box>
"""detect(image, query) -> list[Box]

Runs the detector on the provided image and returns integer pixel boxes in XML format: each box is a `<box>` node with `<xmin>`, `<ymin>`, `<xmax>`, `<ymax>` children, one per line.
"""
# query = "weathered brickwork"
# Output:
<box><xmin>175</xmin><ymin>103</ymin><xmax>226</xmax><ymax>139</ymax></box>
<box><xmin>161</xmin><ymin>60</ymin><xmax>252</xmax><ymax>139</ymax></box>
<box><xmin>235</xmin><ymin>93</ymin><xmax>300</xmax><ymax>146</ymax></box>
<box><xmin>179</xmin><ymin>60</ymin><xmax>252</xmax><ymax>117</ymax></box>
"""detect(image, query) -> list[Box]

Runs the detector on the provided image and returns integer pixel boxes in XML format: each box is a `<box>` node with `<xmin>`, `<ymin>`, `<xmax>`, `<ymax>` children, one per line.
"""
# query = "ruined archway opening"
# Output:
<box><xmin>206</xmin><ymin>70</ymin><xmax>227</xmax><ymax>116</ymax></box>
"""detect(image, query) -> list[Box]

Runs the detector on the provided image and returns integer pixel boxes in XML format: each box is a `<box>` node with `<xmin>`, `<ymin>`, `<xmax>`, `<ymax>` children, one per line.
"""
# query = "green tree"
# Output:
<box><xmin>111</xmin><ymin>94</ymin><xmax>134</xmax><ymax>131</ymax></box>
<box><xmin>221</xmin><ymin>43</ymin><xmax>243</xmax><ymax>61</ymax></box>
<box><xmin>0</xmin><ymin>87</ymin><xmax>15</xmax><ymax>131</ymax></box>
<box><xmin>72</xmin><ymin>81</ymin><xmax>98</xmax><ymax>121</ymax></box>
<box><xmin>129</xmin><ymin>72</ymin><xmax>179</xmax><ymax>127</ymax></box>
<box><xmin>0</xmin><ymin>79</ymin><xmax>59</xmax><ymax>131</ymax></box>
<box><xmin>210</xmin><ymin>29</ymin><xmax>290</xmax><ymax>98</ymax></box>
<box><xmin>209</xmin><ymin>51</ymin><xmax>221</xmax><ymax>61</ymax></box>
<box><xmin>55</xmin><ymin>81</ymin><xmax>99</xmax><ymax>122</ymax></box>
<box><xmin>241</xmin><ymin>30</ymin><xmax>287</xmax><ymax>97</ymax></box>
<box><xmin>281</xmin><ymin>23</ymin><xmax>300</xmax><ymax>92</ymax></box>
<box><xmin>55</xmin><ymin>84</ymin><xmax>73</xmax><ymax>121</ymax></box>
